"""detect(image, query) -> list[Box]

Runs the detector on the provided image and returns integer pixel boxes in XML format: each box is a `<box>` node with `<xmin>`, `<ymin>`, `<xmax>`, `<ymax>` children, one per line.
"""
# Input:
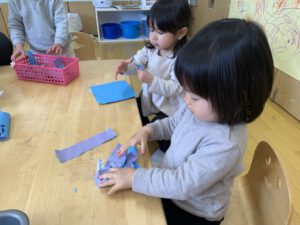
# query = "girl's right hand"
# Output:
<box><xmin>118</xmin><ymin>125</ymin><xmax>153</xmax><ymax>156</ymax></box>
<box><xmin>11</xmin><ymin>44</ymin><xmax>25</xmax><ymax>61</ymax></box>
<box><xmin>114</xmin><ymin>58</ymin><xmax>133</xmax><ymax>80</ymax></box>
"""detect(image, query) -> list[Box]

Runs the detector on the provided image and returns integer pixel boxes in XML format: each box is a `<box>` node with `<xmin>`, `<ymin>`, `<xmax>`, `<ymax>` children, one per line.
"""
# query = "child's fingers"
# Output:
<box><xmin>46</xmin><ymin>47</ymin><xmax>52</xmax><ymax>54</ymax></box>
<box><xmin>140</xmin><ymin>138</ymin><xmax>148</xmax><ymax>154</ymax></box>
<box><xmin>99</xmin><ymin>178</ymin><xmax>115</xmax><ymax>188</ymax></box>
<box><xmin>107</xmin><ymin>185</ymin><xmax>119</xmax><ymax>195</ymax></box>
<box><xmin>56</xmin><ymin>47</ymin><xmax>62</xmax><ymax>54</ymax></box>
<box><xmin>115</xmin><ymin>71</ymin><xmax>120</xmax><ymax>80</ymax></box>
<box><xmin>118</xmin><ymin>143</ymin><xmax>130</xmax><ymax>156</ymax></box>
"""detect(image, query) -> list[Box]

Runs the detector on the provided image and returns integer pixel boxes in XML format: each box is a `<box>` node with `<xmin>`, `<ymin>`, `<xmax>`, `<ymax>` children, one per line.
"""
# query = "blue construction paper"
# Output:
<box><xmin>0</xmin><ymin>111</ymin><xmax>11</xmax><ymax>141</ymax></box>
<box><xmin>95</xmin><ymin>144</ymin><xmax>139</xmax><ymax>186</ymax></box>
<box><xmin>90</xmin><ymin>80</ymin><xmax>136</xmax><ymax>104</ymax></box>
<box><xmin>26</xmin><ymin>50</ymin><xmax>37</xmax><ymax>65</ymax></box>
<box><xmin>55</xmin><ymin>129</ymin><xmax>116</xmax><ymax>163</ymax></box>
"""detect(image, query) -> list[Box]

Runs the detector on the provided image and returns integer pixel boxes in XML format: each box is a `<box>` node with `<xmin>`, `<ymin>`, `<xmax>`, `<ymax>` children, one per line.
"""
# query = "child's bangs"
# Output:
<box><xmin>148</xmin><ymin>10</ymin><xmax>179</xmax><ymax>33</ymax></box>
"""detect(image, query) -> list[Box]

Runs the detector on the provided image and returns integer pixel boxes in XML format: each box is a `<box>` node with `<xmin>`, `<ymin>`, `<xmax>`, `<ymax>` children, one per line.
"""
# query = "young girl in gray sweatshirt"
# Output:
<box><xmin>9</xmin><ymin>0</ymin><xmax>73</xmax><ymax>61</ymax></box>
<box><xmin>99</xmin><ymin>18</ymin><xmax>274</xmax><ymax>225</ymax></box>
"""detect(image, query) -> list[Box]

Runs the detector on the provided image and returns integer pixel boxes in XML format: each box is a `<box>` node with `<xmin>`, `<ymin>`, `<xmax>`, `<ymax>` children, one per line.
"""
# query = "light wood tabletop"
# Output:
<box><xmin>0</xmin><ymin>60</ymin><xmax>167</xmax><ymax>225</ymax></box>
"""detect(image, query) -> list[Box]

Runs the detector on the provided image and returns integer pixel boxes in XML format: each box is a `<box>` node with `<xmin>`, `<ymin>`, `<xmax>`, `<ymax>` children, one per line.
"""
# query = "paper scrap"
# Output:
<box><xmin>55</xmin><ymin>129</ymin><xmax>116</xmax><ymax>163</ymax></box>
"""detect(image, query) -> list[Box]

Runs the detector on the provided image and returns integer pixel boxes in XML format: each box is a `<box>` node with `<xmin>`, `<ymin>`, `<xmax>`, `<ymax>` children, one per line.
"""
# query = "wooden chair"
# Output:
<box><xmin>222</xmin><ymin>141</ymin><xmax>293</xmax><ymax>225</ymax></box>
<box><xmin>70</xmin><ymin>32</ymin><xmax>97</xmax><ymax>60</ymax></box>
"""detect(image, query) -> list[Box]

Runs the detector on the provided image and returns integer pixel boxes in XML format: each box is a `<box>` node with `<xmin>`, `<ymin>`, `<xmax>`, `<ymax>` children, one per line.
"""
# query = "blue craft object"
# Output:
<box><xmin>54</xmin><ymin>57</ymin><xmax>65</xmax><ymax>68</ymax></box>
<box><xmin>0</xmin><ymin>111</ymin><xmax>11</xmax><ymax>141</ymax></box>
<box><xmin>26</xmin><ymin>50</ymin><xmax>37</xmax><ymax>65</ymax></box>
<box><xmin>90</xmin><ymin>80</ymin><xmax>136</xmax><ymax>104</ymax></box>
<box><xmin>95</xmin><ymin>144</ymin><xmax>140</xmax><ymax>187</ymax></box>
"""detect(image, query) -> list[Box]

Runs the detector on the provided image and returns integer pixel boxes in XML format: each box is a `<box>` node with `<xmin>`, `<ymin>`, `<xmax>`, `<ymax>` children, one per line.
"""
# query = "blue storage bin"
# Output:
<box><xmin>120</xmin><ymin>21</ymin><xmax>141</xmax><ymax>39</ymax></box>
<box><xmin>101</xmin><ymin>23</ymin><xmax>121</xmax><ymax>39</ymax></box>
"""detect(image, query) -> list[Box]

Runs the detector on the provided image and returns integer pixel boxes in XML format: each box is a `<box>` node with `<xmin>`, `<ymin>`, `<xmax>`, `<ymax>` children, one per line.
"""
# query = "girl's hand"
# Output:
<box><xmin>46</xmin><ymin>44</ymin><xmax>63</xmax><ymax>54</ymax></box>
<box><xmin>11</xmin><ymin>43</ymin><xmax>25</xmax><ymax>61</ymax></box>
<box><xmin>137</xmin><ymin>70</ymin><xmax>154</xmax><ymax>84</ymax></box>
<box><xmin>114</xmin><ymin>58</ymin><xmax>132</xmax><ymax>80</ymax></box>
<box><xmin>99</xmin><ymin>168</ymin><xmax>136</xmax><ymax>195</ymax></box>
<box><xmin>118</xmin><ymin>125</ymin><xmax>153</xmax><ymax>156</ymax></box>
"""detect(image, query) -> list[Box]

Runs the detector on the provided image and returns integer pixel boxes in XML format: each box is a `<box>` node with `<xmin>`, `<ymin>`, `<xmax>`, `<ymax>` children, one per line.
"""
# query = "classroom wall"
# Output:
<box><xmin>190</xmin><ymin>0</ymin><xmax>231</xmax><ymax>35</ymax></box>
<box><xmin>190</xmin><ymin>0</ymin><xmax>300</xmax><ymax>121</ymax></box>
<box><xmin>227</xmin><ymin>0</ymin><xmax>300</xmax><ymax>121</ymax></box>
<box><xmin>271</xmin><ymin>70</ymin><xmax>300</xmax><ymax>121</ymax></box>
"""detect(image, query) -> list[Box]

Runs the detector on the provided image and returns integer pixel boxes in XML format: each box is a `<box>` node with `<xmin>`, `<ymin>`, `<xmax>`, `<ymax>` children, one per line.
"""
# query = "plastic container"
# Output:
<box><xmin>142</xmin><ymin>20</ymin><xmax>150</xmax><ymax>37</ymax></box>
<box><xmin>13</xmin><ymin>54</ymin><xmax>79</xmax><ymax>85</ymax></box>
<box><xmin>101</xmin><ymin>23</ymin><xmax>121</xmax><ymax>39</ymax></box>
<box><xmin>120</xmin><ymin>21</ymin><xmax>141</xmax><ymax>39</ymax></box>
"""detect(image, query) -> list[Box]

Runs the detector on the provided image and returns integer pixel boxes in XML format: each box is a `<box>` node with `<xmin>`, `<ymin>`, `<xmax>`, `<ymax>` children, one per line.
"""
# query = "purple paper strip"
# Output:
<box><xmin>55</xmin><ymin>129</ymin><xmax>116</xmax><ymax>163</ymax></box>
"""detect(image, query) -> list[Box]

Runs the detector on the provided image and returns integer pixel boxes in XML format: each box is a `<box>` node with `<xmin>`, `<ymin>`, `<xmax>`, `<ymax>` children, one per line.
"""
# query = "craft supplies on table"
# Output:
<box><xmin>95</xmin><ymin>144</ymin><xmax>139</xmax><ymax>186</ymax></box>
<box><xmin>13</xmin><ymin>54</ymin><xmax>79</xmax><ymax>85</ymax></box>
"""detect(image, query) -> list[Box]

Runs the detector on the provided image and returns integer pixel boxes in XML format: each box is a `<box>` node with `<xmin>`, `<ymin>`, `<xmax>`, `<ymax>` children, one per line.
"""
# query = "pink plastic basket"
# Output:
<box><xmin>14</xmin><ymin>54</ymin><xmax>79</xmax><ymax>85</ymax></box>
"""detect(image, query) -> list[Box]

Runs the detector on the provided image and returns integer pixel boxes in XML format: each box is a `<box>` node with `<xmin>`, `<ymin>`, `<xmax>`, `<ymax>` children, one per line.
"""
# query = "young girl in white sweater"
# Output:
<box><xmin>115</xmin><ymin>0</ymin><xmax>192</xmax><ymax>152</ymax></box>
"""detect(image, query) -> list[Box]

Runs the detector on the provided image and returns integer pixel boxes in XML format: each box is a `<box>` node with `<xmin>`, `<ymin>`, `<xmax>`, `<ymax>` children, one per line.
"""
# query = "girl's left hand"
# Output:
<box><xmin>46</xmin><ymin>44</ymin><xmax>63</xmax><ymax>54</ymax></box>
<box><xmin>99</xmin><ymin>168</ymin><xmax>136</xmax><ymax>195</ymax></box>
<box><xmin>137</xmin><ymin>70</ymin><xmax>153</xmax><ymax>84</ymax></box>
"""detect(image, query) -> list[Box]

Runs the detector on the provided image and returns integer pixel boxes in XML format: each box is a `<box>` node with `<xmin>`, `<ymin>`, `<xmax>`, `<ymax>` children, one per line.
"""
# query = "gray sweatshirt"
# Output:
<box><xmin>132</xmin><ymin>104</ymin><xmax>247</xmax><ymax>221</ymax></box>
<box><xmin>127</xmin><ymin>47</ymin><xmax>184</xmax><ymax>117</ymax></box>
<box><xmin>8</xmin><ymin>0</ymin><xmax>71</xmax><ymax>53</ymax></box>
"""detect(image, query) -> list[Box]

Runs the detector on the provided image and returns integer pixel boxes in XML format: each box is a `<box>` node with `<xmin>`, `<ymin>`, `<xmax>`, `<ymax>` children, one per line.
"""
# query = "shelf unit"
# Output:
<box><xmin>95</xmin><ymin>6</ymin><xmax>150</xmax><ymax>43</ymax></box>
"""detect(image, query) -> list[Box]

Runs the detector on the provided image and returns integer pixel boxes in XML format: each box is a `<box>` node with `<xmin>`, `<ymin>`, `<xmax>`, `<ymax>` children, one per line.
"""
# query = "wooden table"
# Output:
<box><xmin>0</xmin><ymin>60</ymin><xmax>167</xmax><ymax>225</ymax></box>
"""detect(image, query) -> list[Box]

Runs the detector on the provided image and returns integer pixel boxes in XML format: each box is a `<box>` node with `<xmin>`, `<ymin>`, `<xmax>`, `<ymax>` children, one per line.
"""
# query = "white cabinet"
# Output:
<box><xmin>95</xmin><ymin>7</ymin><xmax>149</xmax><ymax>43</ymax></box>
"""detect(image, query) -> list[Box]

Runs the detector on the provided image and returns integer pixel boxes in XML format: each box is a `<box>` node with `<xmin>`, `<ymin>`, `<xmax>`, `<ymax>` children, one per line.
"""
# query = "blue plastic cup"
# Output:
<box><xmin>101</xmin><ymin>23</ymin><xmax>121</xmax><ymax>39</ymax></box>
<box><xmin>120</xmin><ymin>21</ymin><xmax>141</xmax><ymax>39</ymax></box>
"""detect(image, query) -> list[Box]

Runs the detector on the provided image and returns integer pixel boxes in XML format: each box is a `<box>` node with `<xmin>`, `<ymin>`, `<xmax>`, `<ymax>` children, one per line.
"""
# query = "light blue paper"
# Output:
<box><xmin>90</xmin><ymin>80</ymin><xmax>136</xmax><ymax>104</ymax></box>
<box><xmin>0</xmin><ymin>111</ymin><xmax>11</xmax><ymax>141</ymax></box>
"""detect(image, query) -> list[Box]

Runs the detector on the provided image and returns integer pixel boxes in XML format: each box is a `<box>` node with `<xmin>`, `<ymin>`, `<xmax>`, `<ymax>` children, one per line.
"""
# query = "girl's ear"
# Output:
<box><xmin>176</xmin><ymin>27</ymin><xmax>189</xmax><ymax>40</ymax></box>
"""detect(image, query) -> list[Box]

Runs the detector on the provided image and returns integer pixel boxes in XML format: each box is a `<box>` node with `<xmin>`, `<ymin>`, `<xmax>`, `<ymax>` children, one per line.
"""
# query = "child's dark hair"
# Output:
<box><xmin>175</xmin><ymin>18</ymin><xmax>274</xmax><ymax>125</ymax></box>
<box><xmin>146</xmin><ymin>0</ymin><xmax>192</xmax><ymax>56</ymax></box>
